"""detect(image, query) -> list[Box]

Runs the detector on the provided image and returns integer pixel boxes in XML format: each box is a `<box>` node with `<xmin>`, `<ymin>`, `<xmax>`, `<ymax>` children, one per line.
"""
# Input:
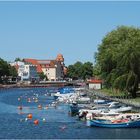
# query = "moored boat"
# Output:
<box><xmin>69</xmin><ymin>102</ymin><xmax>93</xmax><ymax>116</ymax></box>
<box><xmin>86</xmin><ymin>119</ymin><xmax>140</xmax><ymax>128</ymax></box>
<box><xmin>69</xmin><ymin>102</ymin><xmax>79</xmax><ymax>116</ymax></box>
<box><xmin>77</xmin><ymin>97</ymin><xmax>90</xmax><ymax>104</ymax></box>
<box><xmin>94</xmin><ymin>99</ymin><xmax>111</xmax><ymax>104</ymax></box>
<box><xmin>86</xmin><ymin>113</ymin><xmax>140</xmax><ymax>128</ymax></box>
<box><xmin>53</xmin><ymin>87</ymin><xmax>75</xmax><ymax>99</ymax></box>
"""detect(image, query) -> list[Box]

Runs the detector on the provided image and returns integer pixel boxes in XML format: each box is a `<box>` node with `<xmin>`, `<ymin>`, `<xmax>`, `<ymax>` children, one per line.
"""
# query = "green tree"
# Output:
<box><xmin>73</xmin><ymin>61</ymin><xmax>83</xmax><ymax>79</ymax></box>
<box><xmin>0</xmin><ymin>58</ymin><xmax>9</xmax><ymax>75</ymax></box>
<box><xmin>15</xmin><ymin>57</ymin><xmax>22</xmax><ymax>62</ymax></box>
<box><xmin>93</xmin><ymin>63</ymin><xmax>101</xmax><ymax>78</ymax></box>
<box><xmin>9</xmin><ymin>66</ymin><xmax>18</xmax><ymax>77</ymax></box>
<box><xmin>95</xmin><ymin>26</ymin><xmax>140</xmax><ymax>98</ymax></box>
<box><xmin>82</xmin><ymin>62</ymin><xmax>93</xmax><ymax>80</ymax></box>
<box><xmin>66</xmin><ymin>61</ymin><xmax>93</xmax><ymax>80</ymax></box>
<box><xmin>0</xmin><ymin>58</ymin><xmax>18</xmax><ymax>84</ymax></box>
<box><xmin>38</xmin><ymin>72</ymin><xmax>48</xmax><ymax>81</ymax></box>
<box><xmin>66</xmin><ymin>65</ymin><xmax>76</xmax><ymax>79</ymax></box>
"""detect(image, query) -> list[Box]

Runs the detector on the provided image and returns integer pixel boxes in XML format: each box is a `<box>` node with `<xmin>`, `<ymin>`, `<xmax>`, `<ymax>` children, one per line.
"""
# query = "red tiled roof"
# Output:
<box><xmin>23</xmin><ymin>59</ymin><xmax>42</xmax><ymax>73</ymax></box>
<box><xmin>88</xmin><ymin>79</ymin><xmax>103</xmax><ymax>84</ymax></box>
<box><xmin>23</xmin><ymin>59</ymin><xmax>59</xmax><ymax>72</ymax></box>
<box><xmin>38</xmin><ymin>60</ymin><xmax>57</xmax><ymax>68</ymax></box>
<box><xmin>37</xmin><ymin>60</ymin><xmax>51</xmax><ymax>64</ymax></box>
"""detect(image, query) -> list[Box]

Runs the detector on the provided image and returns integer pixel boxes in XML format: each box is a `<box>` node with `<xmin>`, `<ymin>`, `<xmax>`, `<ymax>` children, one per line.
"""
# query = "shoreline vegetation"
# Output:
<box><xmin>93</xmin><ymin>26</ymin><xmax>140</xmax><ymax>98</ymax></box>
<box><xmin>100</xmin><ymin>88</ymin><xmax>140</xmax><ymax>103</ymax></box>
<box><xmin>86</xmin><ymin>88</ymin><xmax>140</xmax><ymax>111</ymax></box>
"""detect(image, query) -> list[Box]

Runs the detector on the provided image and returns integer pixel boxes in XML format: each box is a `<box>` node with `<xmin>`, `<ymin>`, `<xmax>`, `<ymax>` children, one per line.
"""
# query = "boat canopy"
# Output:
<box><xmin>58</xmin><ymin>87</ymin><xmax>75</xmax><ymax>94</ymax></box>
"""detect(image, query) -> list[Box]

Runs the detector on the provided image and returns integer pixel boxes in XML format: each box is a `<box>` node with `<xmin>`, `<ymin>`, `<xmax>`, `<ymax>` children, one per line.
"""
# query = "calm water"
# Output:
<box><xmin>0</xmin><ymin>87</ymin><xmax>140</xmax><ymax>139</ymax></box>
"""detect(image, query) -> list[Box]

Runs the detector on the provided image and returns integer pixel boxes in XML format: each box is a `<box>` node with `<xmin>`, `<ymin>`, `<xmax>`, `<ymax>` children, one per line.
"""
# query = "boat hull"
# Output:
<box><xmin>69</xmin><ymin>105</ymin><xmax>79</xmax><ymax>116</ymax></box>
<box><xmin>87</xmin><ymin>119</ymin><xmax>140</xmax><ymax>128</ymax></box>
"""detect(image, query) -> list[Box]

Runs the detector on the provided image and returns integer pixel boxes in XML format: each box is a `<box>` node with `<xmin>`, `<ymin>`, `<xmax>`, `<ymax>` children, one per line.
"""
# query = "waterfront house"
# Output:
<box><xmin>10</xmin><ymin>61</ymin><xmax>39</xmax><ymax>82</ymax></box>
<box><xmin>88</xmin><ymin>79</ymin><xmax>102</xmax><ymax>90</ymax></box>
<box><xmin>23</xmin><ymin>54</ymin><xmax>67</xmax><ymax>81</ymax></box>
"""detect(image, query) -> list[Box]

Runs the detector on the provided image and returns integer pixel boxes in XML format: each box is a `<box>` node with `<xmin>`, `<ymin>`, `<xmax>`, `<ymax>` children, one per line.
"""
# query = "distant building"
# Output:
<box><xmin>19</xmin><ymin>64</ymin><xmax>39</xmax><ymax>82</ymax></box>
<box><xmin>23</xmin><ymin>54</ymin><xmax>67</xmax><ymax>81</ymax></box>
<box><xmin>10</xmin><ymin>61</ymin><xmax>39</xmax><ymax>82</ymax></box>
<box><xmin>88</xmin><ymin>79</ymin><xmax>102</xmax><ymax>90</ymax></box>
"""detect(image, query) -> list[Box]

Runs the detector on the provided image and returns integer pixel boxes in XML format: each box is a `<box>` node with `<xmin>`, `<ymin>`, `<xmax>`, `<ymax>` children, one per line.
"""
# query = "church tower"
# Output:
<box><xmin>56</xmin><ymin>54</ymin><xmax>64</xmax><ymax>65</ymax></box>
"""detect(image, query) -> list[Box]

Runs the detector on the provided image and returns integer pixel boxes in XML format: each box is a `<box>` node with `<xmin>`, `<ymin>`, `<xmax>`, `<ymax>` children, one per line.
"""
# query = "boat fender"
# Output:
<box><xmin>18</xmin><ymin>106</ymin><xmax>23</xmax><ymax>110</ymax></box>
<box><xmin>25</xmin><ymin>118</ymin><xmax>28</xmax><ymax>122</ymax></box>
<box><xmin>38</xmin><ymin>105</ymin><xmax>42</xmax><ymax>109</ymax></box>
<box><xmin>42</xmin><ymin>118</ymin><xmax>46</xmax><ymax>122</ymax></box>
<box><xmin>34</xmin><ymin>119</ymin><xmax>39</xmax><ymax>125</ymax></box>
<box><xmin>27</xmin><ymin>114</ymin><xmax>33</xmax><ymax>119</ymax></box>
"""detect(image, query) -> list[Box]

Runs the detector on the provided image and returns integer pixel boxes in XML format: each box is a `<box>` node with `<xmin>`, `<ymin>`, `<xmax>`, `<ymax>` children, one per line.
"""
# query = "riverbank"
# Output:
<box><xmin>0</xmin><ymin>81</ymin><xmax>83</xmax><ymax>89</ymax></box>
<box><xmin>0</xmin><ymin>83</ymin><xmax>65</xmax><ymax>89</ymax></box>
<box><xmin>86</xmin><ymin>89</ymin><xmax>140</xmax><ymax>112</ymax></box>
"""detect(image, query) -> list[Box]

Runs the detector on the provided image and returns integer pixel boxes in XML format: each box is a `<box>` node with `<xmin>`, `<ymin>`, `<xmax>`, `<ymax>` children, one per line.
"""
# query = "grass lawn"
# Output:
<box><xmin>129</xmin><ymin>98</ymin><xmax>140</xmax><ymax>103</ymax></box>
<box><xmin>99</xmin><ymin>88</ymin><xmax>140</xmax><ymax>104</ymax></box>
<box><xmin>100</xmin><ymin>88</ymin><xmax>126</xmax><ymax>96</ymax></box>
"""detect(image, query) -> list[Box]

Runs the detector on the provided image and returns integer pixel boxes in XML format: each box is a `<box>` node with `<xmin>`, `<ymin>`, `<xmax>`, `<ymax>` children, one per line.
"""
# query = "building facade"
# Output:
<box><xmin>23</xmin><ymin>54</ymin><xmax>67</xmax><ymax>81</ymax></box>
<box><xmin>10</xmin><ymin>61</ymin><xmax>39</xmax><ymax>82</ymax></box>
<box><xmin>88</xmin><ymin>79</ymin><xmax>102</xmax><ymax>90</ymax></box>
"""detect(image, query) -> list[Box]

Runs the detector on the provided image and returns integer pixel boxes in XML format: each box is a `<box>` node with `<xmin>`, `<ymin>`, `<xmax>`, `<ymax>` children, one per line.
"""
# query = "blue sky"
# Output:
<box><xmin>0</xmin><ymin>1</ymin><xmax>140</xmax><ymax>66</ymax></box>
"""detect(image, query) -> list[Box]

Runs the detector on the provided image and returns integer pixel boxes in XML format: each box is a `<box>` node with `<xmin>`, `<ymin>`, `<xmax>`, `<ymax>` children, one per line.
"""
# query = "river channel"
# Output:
<box><xmin>0</xmin><ymin>87</ymin><xmax>139</xmax><ymax>139</ymax></box>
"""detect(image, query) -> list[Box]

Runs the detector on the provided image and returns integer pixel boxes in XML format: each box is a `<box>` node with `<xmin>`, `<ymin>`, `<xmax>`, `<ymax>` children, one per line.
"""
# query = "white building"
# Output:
<box><xmin>10</xmin><ymin>61</ymin><xmax>39</xmax><ymax>82</ymax></box>
<box><xmin>23</xmin><ymin>54</ymin><xmax>66</xmax><ymax>81</ymax></box>
<box><xmin>38</xmin><ymin>60</ymin><xmax>64</xmax><ymax>81</ymax></box>
<box><xmin>19</xmin><ymin>65</ymin><xmax>39</xmax><ymax>82</ymax></box>
<box><xmin>88</xmin><ymin>79</ymin><xmax>102</xmax><ymax>90</ymax></box>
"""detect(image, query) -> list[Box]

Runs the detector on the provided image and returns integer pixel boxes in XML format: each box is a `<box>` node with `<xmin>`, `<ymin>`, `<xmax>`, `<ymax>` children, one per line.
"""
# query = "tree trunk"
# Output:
<box><xmin>131</xmin><ymin>88</ymin><xmax>137</xmax><ymax>98</ymax></box>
